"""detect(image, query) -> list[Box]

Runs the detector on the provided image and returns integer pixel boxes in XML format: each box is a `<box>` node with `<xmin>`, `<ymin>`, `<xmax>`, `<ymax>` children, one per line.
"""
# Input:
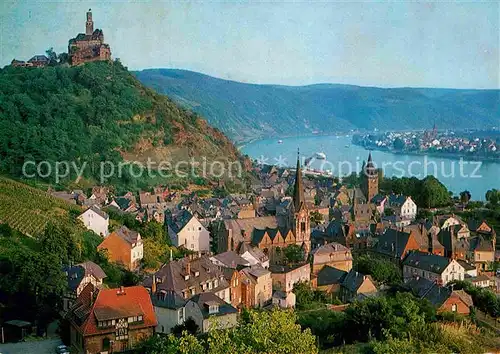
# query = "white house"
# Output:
<box><xmin>184</xmin><ymin>292</ymin><xmax>238</xmax><ymax>333</ymax></box>
<box><xmin>402</xmin><ymin>251</ymin><xmax>465</xmax><ymax>285</ymax></box>
<box><xmin>77</xmin><ymin>206</ymin><xmax>109</xmax><ymax>237</ymax></box>
<box><xmin>151</xmin><ymin>289</ymin><xmax>187</xmax><ymax>334</ymax></box>
<box><xmin>167</xmin><ymin>210</ymin><xmax>210</xmax><ymax>252</ymax></box>
<box><xmin>237</xmin><ymin>243</ymin><xmax>270</xmax><ymax>269</ymax></box>
<box><xmin>388</xmin><ymin>195</ymin><xmax>417</xmax><ymax>221</ymax></box>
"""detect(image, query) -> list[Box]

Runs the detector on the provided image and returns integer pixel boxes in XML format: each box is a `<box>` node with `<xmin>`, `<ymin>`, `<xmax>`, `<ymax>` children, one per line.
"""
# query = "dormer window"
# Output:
<box><xmin>209</xmin><ymin>304</ymin><xmax>219</xmax><ymax>314</ymax></box>
<box><xmin>184</xmin><ymin>274</ymin><xmax>190</xmax><ymax>280</ymax></box>
<box><xmin>205</xmin><ymin>301</ymin><xmax>219</xmax><ymax>315</ymax></box>
<box><xmin>194</xmin><ymin>271</ymin><xmax>200</xmax><ymax>277</ymax></box>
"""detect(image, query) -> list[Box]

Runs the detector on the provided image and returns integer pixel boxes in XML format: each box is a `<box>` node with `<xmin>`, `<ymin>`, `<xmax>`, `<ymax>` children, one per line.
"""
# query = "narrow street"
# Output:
<box><xmin>0</xmin><ymin>338</ymin><xmax>62</xmax><ymax>354</ymax></box>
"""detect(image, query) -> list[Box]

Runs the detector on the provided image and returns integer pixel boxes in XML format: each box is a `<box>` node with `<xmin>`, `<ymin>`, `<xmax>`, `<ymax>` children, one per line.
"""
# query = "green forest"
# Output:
<box><xmin>0</xmin><ymin>61</ymin><xmax>240</xmax><ymax>190</ymax></box>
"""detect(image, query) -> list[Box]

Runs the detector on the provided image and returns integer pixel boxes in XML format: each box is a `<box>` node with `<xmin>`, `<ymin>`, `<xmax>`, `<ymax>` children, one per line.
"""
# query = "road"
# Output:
<box><xmin>0</xmin><ymin>338</ymin><xmax>61</xmax><ymax>354</ymax></box>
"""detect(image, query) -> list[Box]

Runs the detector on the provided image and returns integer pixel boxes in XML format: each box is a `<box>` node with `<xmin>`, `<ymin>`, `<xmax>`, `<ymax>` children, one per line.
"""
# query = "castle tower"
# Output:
<box><xmin>362</xmin><ymin>152</ymin><xmax>379</xmax><ymax>202</ymax></box>
<box><xmin>291</xmin><ymin>150</ymin><xmax>310</xmax><ymax>255</ymax></box>
<box><xmin>86</xmin><ymin>9</ymin><xmax>94</xmax><ymax>35</ymax></box>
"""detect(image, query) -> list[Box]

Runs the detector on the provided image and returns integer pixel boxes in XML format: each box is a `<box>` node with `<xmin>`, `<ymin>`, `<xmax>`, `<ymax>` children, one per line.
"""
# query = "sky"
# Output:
<box><xmin>0</xmin><ymin>1</ymin><xmax>498</xmax><ymax>89</ymax></box>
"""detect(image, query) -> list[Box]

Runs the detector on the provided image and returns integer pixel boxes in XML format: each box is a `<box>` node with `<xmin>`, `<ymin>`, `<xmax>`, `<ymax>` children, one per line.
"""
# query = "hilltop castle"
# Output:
<box><xmin>68</xmin><ymin>9</ymin><xmax>111</xmax><ymax>66</ymax></box>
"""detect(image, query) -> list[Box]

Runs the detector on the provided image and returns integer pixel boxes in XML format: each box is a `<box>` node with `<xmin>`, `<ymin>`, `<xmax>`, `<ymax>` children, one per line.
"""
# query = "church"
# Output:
<box><xmin>218</xmin><ymin>155</ymin><xmax>311</xmax><ymax>264</ymax></box>
<box><xmin>68</xmin><ymin>9</ymin><xmax>111</xmax><ymax>66</ymax></box>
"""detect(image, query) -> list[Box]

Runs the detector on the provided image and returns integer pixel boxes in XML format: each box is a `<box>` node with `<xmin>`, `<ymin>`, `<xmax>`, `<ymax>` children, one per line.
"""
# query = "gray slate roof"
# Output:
<box><xmin>402</xmin><ymin>251</ymin><xmax>451</xmax><ymax>274</ymax></box>
<box><xmin>151</xmin><ymin>290</ymin><xmax>186</xmax><ymax>310</ymax></box>
<box><xmin>341</xmin><ymin>269</ymin><xmax>373</xmax><ymax>293</ymax></box>
<box><xmin>375</xmin><ymin>228</ymin><xmax>412</xmax><ymax>259</ymax></box>
<box><xmin>115</xmin><ymin>226</ymin><xmax>140</xmax><ymax>244</ymax></box>
<box><xmin>188</xmin><ymin>292</ymin><xmax>237</xmax><ymax>319</ymax></box>
<box><xmin>317</xmin><ymin>266</ymin><xmax>348</xmax><ymax>286</ymax></box>
<box><xmin>211</xmin><ymin>251</ymin><xmax>250</xmax><ymax>269</ymax></box>
<box><xmin>167</xmin><ymin>209</ymin><xmax>194</xmax><ymax>233</ymax></box>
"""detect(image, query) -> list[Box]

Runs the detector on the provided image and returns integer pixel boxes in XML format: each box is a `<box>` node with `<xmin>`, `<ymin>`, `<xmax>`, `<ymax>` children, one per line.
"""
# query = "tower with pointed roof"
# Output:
<box><xmin>290</xmin><ymin>150</ymin><xmax>311</xmax><ymax>255</ymax></box>
<box><xmin>362</xmin><ymin>152</ymin><xmax>379</xmax><ymax>203</ymax></box>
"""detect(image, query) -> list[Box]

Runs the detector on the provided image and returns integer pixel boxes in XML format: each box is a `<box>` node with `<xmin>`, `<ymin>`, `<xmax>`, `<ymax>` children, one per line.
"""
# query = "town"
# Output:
<box><xmin>1</xmin><ymin>148</ymin><xmax>500</xmax><ymax>353</ymax></box>
<box><xmin>353</xmin><ymin>126</ymin><xmax>500</xmax><ymax>160</ymax></box>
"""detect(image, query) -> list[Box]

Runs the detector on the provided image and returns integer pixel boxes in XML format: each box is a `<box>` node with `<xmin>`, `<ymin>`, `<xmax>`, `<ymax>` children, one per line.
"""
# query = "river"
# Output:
<box><xmin>241</xmin><ymin>135</ymin><xmax>500</xmax><ymax>201</ymax></box>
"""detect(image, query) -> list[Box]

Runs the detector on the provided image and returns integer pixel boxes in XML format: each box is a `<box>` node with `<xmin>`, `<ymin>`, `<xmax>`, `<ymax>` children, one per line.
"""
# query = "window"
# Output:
<box><xmin>199</xmin><ymin>227</ymin><xmax>202</xmax><ymax>231</ymax></box>
<box><xmin>178</xmin><ymin>308</ymin><xmax>185</xmax><ymax>324</ymax></box>
<box><xmin>451</xmin><ymin>304</ymin><xmax>457</xmax><ymax>312</ymax></box>
<box><xmin>300</xmin><ymin>222</ymin><xmax>306</xmax><ymax>232</ymax></box>
<box><xmin>208</xmin><ymin>304</ymin><xmax>219</xmax><ymax>314</ymax></box>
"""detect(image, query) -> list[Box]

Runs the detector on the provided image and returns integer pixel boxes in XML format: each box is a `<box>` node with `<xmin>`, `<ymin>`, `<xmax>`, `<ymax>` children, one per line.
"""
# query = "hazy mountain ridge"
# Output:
<box><xmin>134</xmin><ymin>69</ymin><xmax>500</xmax><ymax>144</ymax></box>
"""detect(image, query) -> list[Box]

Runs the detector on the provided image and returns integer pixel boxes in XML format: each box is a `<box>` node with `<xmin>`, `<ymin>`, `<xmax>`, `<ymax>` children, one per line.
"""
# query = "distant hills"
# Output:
<box><xmin>134</xmin><ymin>69</ymin><xmax>500</xmax><ymax>144</ymax></box>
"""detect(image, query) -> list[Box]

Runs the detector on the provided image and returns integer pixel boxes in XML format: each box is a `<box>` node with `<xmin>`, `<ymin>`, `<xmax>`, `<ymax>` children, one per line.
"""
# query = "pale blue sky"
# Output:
<box><xmin>1</xmin><ymin>1</ymin><xmax>498</xmax><ymax>88</ymax></box>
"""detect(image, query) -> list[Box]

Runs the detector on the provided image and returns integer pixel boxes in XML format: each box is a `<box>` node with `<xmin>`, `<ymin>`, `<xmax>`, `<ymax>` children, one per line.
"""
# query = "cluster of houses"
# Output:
<box><xmin>52</xmin><ymin>153</ymin><xmax>498</xmax><ymax>353</ymax></box>
<box><xmin>356</xmin><ymin>128</ymin><xmax>499</xmax><ymax>156</ymax></box>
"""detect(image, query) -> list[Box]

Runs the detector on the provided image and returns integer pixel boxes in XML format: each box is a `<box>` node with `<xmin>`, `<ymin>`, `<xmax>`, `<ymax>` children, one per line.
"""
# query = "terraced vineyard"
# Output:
<box><xmin>0</xmin><ymin>177</ymin><xmax>83</xmax><ymax>236</ymax></box>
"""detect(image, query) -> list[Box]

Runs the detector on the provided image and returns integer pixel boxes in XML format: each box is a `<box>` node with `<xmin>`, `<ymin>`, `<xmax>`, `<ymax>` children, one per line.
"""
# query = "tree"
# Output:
<box><xmin>38</xmin><ymin>222</ymin><xmax>80</xmax><ymax>264</ymax></box>
<box><xmin>0</xmin><ymin>249</ymin><xmax>66</xmax><ymax>333</ymax></box>
<box><xmin>139</xmin><ymin>309</ymin><xmax>318</xmax><ymax>354</ymax></box>
<box><xmin>282</xmin><ymin>244</ymin><xmax>304</xmax><ymax>264</ymax></box>
<box><xmin>208</xmin><ymin>309</ymin><xmax>318</xmax><ymax>354</ymax></box>
<box><xmin>310</xmin><ymin>210</ymin><xmax>323</xmax><ymax>224</ymax></box>
<box><xmin>418</xmin><ymin>176</ymin><xmax>452</xmax><ymax>208</ymax></box>
<box><xmin>355</xmin><ymin>254</ymin><xmax>402</xmax><ymax>285</ymax></box>
<box><xmin>460</xmin><ymin>190</ymin><xmax>472</xmax><ymax>205</ymax></box>
<box><xmin>45</xmin><ymin>47</ymin><xmax>58</xmax><ymax>66</ymax></box>
<box><xmin>485</xmin><ymin>189</ymin><xmax>500</xmax><ymax>207</ymax></box>
<box><xmin>141</xmin><ymin>332</ymin><xmax>204</xmax><ymax>354</ymax></box>
<box><xmin>58</xmin><ymin>52</ymin><xmax>69</xmax><ymax>65</ymax></box>
<box><xmin>393</xmin><ymin>137</ymin><xmax>405</xmax><ymax>150</ymax></box>
<box><xmin>172</xmin><ymin>317</ymin><xmax>199</xmax><ymax>337</ymax></box>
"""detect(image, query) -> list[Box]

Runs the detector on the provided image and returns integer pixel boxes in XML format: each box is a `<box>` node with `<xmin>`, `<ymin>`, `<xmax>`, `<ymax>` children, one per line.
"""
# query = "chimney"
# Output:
<box><xmin>185</xmin><ymin>261</ymin><xmax>191</xmax><ymax>275</ymax></box>
<box><xmin>170</xmin><ymin>249</ymin><xmax>173</xmax><ymax>262</ymax></box>
<box><xmin>152</xmin><ymin>274</ymin><xmax>157</xmax><ymax>293</ymax></box>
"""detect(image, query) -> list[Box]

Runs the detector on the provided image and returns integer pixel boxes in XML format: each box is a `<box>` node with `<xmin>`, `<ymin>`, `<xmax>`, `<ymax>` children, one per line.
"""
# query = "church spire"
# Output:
<box><xmin>365</xmin><ymin>151</ymin><xmax>376</xmax><ymax>176</ymax></box>
<box><xmin>293</xmin><ymin>148</ymin><xmax>305</xmax><ymax>211</ymax></box>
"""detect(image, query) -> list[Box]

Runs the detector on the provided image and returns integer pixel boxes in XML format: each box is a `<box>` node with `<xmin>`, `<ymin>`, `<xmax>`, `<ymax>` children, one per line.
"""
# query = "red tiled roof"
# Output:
<box><xmin>76</xmin><ymin>285</ymin><xmax>157</xmax><ymax>336</ymax></box>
